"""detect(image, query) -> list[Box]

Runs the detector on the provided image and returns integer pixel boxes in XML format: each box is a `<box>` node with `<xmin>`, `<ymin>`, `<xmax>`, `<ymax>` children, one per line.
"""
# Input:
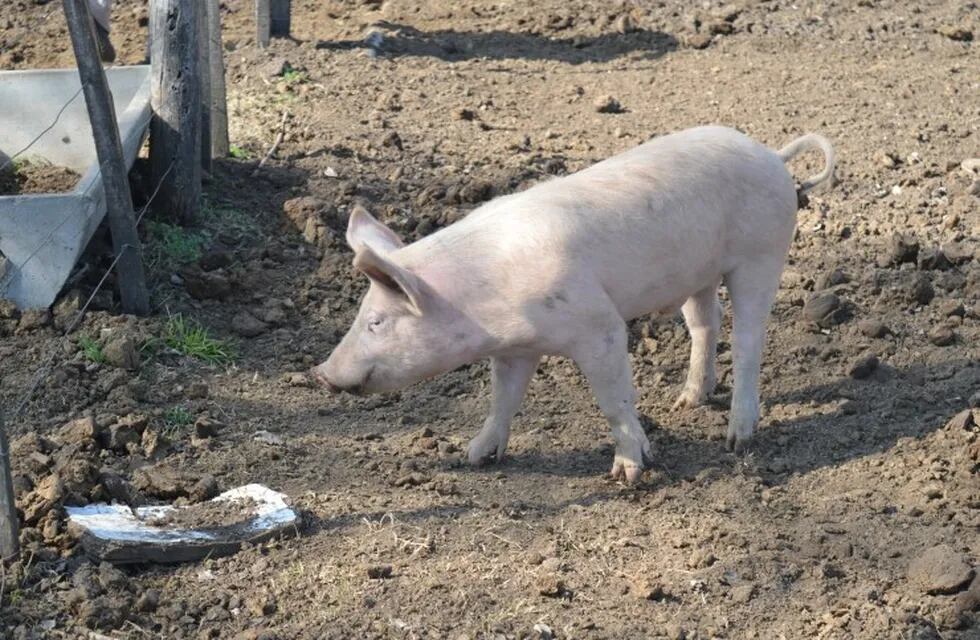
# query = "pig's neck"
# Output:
<box><xmin>395</xmin><ymin>226</ymin><xmax>510</xmax><ymax>352</ymax></box>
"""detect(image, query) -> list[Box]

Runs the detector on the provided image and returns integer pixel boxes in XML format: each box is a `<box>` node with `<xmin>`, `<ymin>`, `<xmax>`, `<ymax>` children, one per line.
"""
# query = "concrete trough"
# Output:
<box><xmin>0</xmin><ymin>65</ymin><xmax>151</xmax><ymax>309</ymax></box>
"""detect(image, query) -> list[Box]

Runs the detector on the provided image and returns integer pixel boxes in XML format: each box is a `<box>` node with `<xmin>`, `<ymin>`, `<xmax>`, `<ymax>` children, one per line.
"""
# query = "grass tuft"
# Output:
<box><xmin>78</xmin><ymin>336</ymin><xmax>106</xmax><ymax>364</ymax></box>
<box><xmin>161</xmin><ymin>314</ymin><xmax>235</xmax><ymax>365</ymax></box>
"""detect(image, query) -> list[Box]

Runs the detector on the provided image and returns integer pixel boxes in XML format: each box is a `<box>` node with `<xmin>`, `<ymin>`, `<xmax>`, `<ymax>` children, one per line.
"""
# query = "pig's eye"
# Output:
<box><xmin>367</xmin><ymin>317</ymin><xmax>384</xmax><ymax>333</ymax></box>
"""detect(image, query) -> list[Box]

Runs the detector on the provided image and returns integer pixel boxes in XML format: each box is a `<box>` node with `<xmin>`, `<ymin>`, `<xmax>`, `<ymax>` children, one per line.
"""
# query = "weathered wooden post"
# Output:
<box><xmin>256</xmin><ymin>0</ymin><xmax>290</xmax><ymax>48</ymax></box>
<box><xmin>149</xmin><ymin>0</ymin><xmax>202</xmax><ymax>224</ymax></box>
<box><xmin>0</xmin><ymin>413</ymin><xmax>18</xmax><ymax>561</ymax></box>
<box><xmin>198</xmin><ymin>1</ymin><xmax>212</xmax><ymax>175</ymax></box>
<box><xmin>63</xmin><ymin>0</ymin><xmax>151</xmax><ymax>316</ymax></box>
<box><xmin>206</xmin><ymin>0</ymin><xmax>229</xmax><ymax>158</ymax></box>
<box><xmin>271</xmin><ymin>0</ymin><xmax>291</xmax><ymax>38</ymax></box>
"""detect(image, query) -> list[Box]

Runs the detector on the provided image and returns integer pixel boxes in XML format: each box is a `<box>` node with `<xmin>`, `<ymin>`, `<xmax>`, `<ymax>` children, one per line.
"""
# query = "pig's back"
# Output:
<box><xmin>492</xmin><ymin>126</ymin><xmax>798</xmax><ymax>318</ymax></box>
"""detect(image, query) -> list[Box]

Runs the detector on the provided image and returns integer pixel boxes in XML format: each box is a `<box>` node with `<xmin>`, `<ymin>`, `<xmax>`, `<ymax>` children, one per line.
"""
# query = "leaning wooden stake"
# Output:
<box><xmin>149</xmin><ymin>0</ymin><xmax>202</xmax><ymax>224</ymax></box>
<box><xmin>206</xmin><ymin>0</ymin><xmax>229</xmax><ymax>158</ymax></box>
<box><xmin>63</xmin><ymin>0</ymin><xmax>150</xmax><ymax>316</ymax></box>
<box><xmin>0</xmin><ymin>412</ymin><xmax>18</xmax><ymax>561</ymax></box>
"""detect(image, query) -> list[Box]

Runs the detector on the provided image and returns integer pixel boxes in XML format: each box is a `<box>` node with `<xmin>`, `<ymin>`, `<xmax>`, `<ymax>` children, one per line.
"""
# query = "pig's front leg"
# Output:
<box><xmin>467</xmin><ymin>355</ymin><xmax>540</xmax><ymax>465</ymax></box>
<box><xmin>572</xmin><ymin>322</ymin><xmax>652</xmax><ymax>484</ymax></box>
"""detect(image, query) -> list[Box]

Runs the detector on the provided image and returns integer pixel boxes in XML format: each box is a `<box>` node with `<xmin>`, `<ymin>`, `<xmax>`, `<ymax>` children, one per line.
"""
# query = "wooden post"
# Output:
<box><xmin>206</xmin><ymin>0</ymin><xmax>229</xmax><ymax>158</ymax></box>
<box><xmin>0</xmin><ymin>413</ymin><xmax>18</xmax><ymax>561</ymax></box>
<box><xmin>149</xmin><ymin>0</ymin><xmax>202</xmax><ymax>225</ymax></box>
<box><xmin>271</xmin><ymin>0</ymin><xmax>291</xmax><ymax>38</ymax></box>
<box><xmin>198</xmin><ymin>1</ymin><xmax>212</xmax><ymax>175</ymax></box>
<box><xmin>63</xmin><ymin>0</ymin><xmax>151</xmax><ymax>316</ymax></box>
<box><xmin>256</xmin><ymin>0</ymin><xmax>271</xmax><ymax>48</ymax></box>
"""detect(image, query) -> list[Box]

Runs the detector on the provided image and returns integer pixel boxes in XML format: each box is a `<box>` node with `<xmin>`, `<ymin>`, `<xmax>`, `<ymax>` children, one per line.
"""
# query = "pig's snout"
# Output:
<box><xmin>309</xmin><ymin>364</ymin><xmax>371</xmax><ymax>396</ymax></box>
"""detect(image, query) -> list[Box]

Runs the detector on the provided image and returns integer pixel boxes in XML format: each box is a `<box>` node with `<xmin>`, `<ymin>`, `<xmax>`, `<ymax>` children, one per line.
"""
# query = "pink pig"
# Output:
<box><xmin>312</xmin><ymin>126</ymin><xmax>834</xmax><ymax>483</ymax></box>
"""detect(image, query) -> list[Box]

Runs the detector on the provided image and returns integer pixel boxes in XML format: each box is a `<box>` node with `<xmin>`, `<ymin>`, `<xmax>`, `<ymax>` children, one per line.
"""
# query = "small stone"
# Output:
<box><xmin>666</xmin><ymin>622</ymin><xmax>687</xmax><ymax>640</ymax></box>
<box><xmin>232</xmin><ymin>311</ymin><xmax>269</xmax><ymax>338</ymax></box>
<box><xmin>135</xmin><ymin>589</ymin><xmax>160</xmax><ymax>613</ymax></box>
<box><xmin>57</xmin><ymin>416</ymin><xmax>98</xmax><ymax>445</ymax></box>
<box><xmin>614</xmin><ymin>14</ymin><xmax>636</xmax><ymax>34</ymax></box>
<box><xmin>918</xmin><ymin>247</ymin><xmax>951</xmax><ymax>271</ymax></box>
<box><xmin>876</xmin><ymin>151</ymin><xmax>899</xmax><ymax>168</ymax></box>
<box><xmin>593</xmin><ymin>95</ymin><xmax>623</xmax><ymax>114</ymax></box>
<box><xmin>631</xmin><ymin>577</ymin><xmax>667</xmax><ymax>601</ymax></box>
<box><xmin>908</xmin><ymin>545</ymin><xmax>974</xmax><ymax>595</ymax></box>
<box><xmin>907</xmin><ymin>274</ymin><xmax>935</xmax><ymax>305</ymax></box>
<box><xmin>815</xmin><ymin>268</ymin><xmax>848</xmax><ymax>290</ymax></box>
<box><xmin>928</xmin><ymin>325</ymin><xmax>955</xmax><ymax>347</ymax></box>
<box><xmin>684</xmin><ymin>32</ymin><xmax>713</xmax><ymax>49</ymax></box>
<box><xmin>890</xmin><ymin>234</ymin><xmax>919</xmax><ymax>266</ymax></box>
<box><xmin>253</xmin><ymin>430</ymin><xmax>285</xmax><ymax>446</ymax></box>
<box><xmin>17</xmin><ymin>308</ymin><xmax>50</xmax><ymax>332</ymax></box>
<box><xmin>259</xmin><ymin>57</ymin><xmax>290</xmax><ymax>78</ymax></box>
<box><xmin>193</xmin><ymin>416</ymin><xmax>224</xmax><ymax>439</ymax></box>
<box><xmin>848</xmin><ymin>354</ymin><xmax>879</xmax><ymax>380</ymax></box>
<box><xmin>103</xmin><ymin>336</ymin><xmax>140</xmax><ymax>370</ymax></box>
<box><xmin>189</xmin><ymin>475</ymin><xmax>219</xmax><ymax>502</ymax></box>
<box><xmin>802</xmin><ymin>291</ymin><xmax>840</xmax><ymax>324</ymax></box>
<box><xmin>393</xmin><ymin>472</ymin><xmax>427</xmax><ymax>487</ymax></box>
<box><xmin>708</xmin><ymin>20</ymin><xmax>734</xmax><ymax>35</ymax></box>
<box><xmin>731</xmin><ymin>583</ymin><xmax>755</xmax><ymax>603</ymax></box>
<box><xmin>858</xmin><ymin>319</ymin><xmax>889</xmax><ymax>338</ymax></box>
<box><xmin>954</xmin><ymin>574</ymin><xmax>980</xmax><ymax>615</ymax></box>
<box><xmin>936</xmin><ymin>25</ymin><xmax>973</xmax><ymax>41</ymax></box>
<box><xmin>942</xmin><ymin>242</ymin><xmax>973</xmax><ymax>266</ymax></box>
<box><xmin>366</xmin><ymin>565</ymin><xmax>393</xmax><ymax>579</ymax></box>
<box><xmin>103</xmin><ymin>422</ymin><xmax>140</xmax><ymax>452</ymax></box>
<box><xmin>535</xmin><ymin>572</ymin><xmax>564</xmax><ymax>597</ymax></box>
<box><xmin>940</xmin><ymin>300</ymin><xmax>966</xmax><ymax>317</ymax></box>
<box><xmin>382</xmin><ymin>131</ymin><xmax>403</xmax><ymax>150</ymax></box>
<box><xmin>181</xmin><ymin>268</ymin><xmax>232</xmax><ymax>300</ymax></box>
<box><xmin>947</xmin><ymin>409</ymin><xmax>974</xmax><ymax>431</ymax></box>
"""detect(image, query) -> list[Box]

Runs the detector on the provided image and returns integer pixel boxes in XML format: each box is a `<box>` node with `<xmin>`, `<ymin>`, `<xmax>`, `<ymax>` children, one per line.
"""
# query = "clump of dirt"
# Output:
<box><xmin>0</xmin><ymin>161</ymin><xmax>81</xmax><ymax>195</ymax></box>
<box><xmin>144</xmin><ymin>496</ymin><xmax>258</xmax><ymax>529</ymax></box>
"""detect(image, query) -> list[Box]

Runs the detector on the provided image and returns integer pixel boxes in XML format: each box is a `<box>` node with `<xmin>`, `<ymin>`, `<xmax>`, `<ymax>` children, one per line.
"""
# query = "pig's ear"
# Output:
<box><xmin>353</xmin><ymin>244</ymin><xmax>426</xmax><ymax>315</ymax></box>
<box><xmin>346</xmin><ymin>204</ymin><xmax>404</xmax><ymax>255</ymax></box>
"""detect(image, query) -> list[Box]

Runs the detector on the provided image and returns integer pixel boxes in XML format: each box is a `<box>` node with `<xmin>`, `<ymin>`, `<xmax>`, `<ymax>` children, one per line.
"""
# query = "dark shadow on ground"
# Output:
<box><xmin>315</xmin><ymin>22</ymin><xmax>678</xmax><ymax>64</ymax></box>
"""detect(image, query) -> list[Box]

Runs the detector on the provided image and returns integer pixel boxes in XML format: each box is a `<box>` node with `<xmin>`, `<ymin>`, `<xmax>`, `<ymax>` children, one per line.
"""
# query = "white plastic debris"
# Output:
<box><xmin>66</xmin><ymin>484</ymin><xmax>299</xmax><ymax>564</ymax></box>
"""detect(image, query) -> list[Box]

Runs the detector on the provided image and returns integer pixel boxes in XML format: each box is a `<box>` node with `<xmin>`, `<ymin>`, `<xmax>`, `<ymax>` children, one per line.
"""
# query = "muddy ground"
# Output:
<box><xmin>1</xmin><ymin>0</ymin><xmax>979</xmax><ymax>638</ymax></box>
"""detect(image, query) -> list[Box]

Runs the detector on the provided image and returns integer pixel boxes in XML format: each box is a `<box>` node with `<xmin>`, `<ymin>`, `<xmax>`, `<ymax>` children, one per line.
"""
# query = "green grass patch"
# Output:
<box><xmin>144</xmin><ymin>221</ymin><xmax>210</xmax><ymax>272</ymax></box>
<box><xmin>228</xmin><ymin>144</ymin><xmax>250</xmax><ymax>160</ymax></box>
<box><xmin>78</xmin><ymin>336</ymin><xmax>106</xmax><ymax>364</ymax></box>
<box><xmin>164</xmin><ymin>406</ymin><xmax>193</xmax><ymax>428</ymax></box>
<box><xmin>160</xmin><ymin>314</ymin><xmax>235</xmax><ymax>365</ymax></box>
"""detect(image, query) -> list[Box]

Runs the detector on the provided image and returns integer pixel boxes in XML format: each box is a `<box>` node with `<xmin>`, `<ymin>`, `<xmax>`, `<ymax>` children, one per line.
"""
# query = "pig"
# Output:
<box><xmin>312</xmin><ymin>125</ymin><xmax>834</xmax><ymax>483</ymax></box>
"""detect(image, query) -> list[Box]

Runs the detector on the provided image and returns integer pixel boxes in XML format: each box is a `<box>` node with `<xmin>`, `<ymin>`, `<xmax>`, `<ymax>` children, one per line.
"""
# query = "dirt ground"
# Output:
<box><xmin>1</xmin><ymin>0</ymin><xmax>979</xmax><ymax>638</ymax></box>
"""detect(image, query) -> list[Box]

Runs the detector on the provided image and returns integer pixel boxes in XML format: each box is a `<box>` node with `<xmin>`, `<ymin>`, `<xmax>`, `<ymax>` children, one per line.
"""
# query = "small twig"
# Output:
<box><xmin>251</xmin><ymin>111</ymin><xmax>289</xmax><ymax>177</ymax></box>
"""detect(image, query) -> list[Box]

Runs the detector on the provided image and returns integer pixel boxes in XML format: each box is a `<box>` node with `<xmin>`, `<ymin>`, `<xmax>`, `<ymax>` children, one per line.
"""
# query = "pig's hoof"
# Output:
<box><xmin>466</xmin><ymin>432</ymin><xmax>507</xmax><ymax>466</ymax></box>
<box><xmin>725</xmin><ymin>428</ymin><xmax>754</xmax><ymax>454</ymax></box>
<box><xmin>610</xmin><ymin>457</ymin><xmax>645</xmax><ymax>484</ymax></box>
<box><xmin>672</xmin><ymin>387</ymin><xmax>707</xmax><ymax>410</ymax></box>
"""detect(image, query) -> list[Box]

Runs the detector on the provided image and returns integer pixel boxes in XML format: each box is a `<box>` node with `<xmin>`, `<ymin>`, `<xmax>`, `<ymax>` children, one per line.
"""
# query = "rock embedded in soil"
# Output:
<box><xmin>947</xmin><ymin>409</ymin><xmax>975</xmax><ymax>431</ymax></box>
<box><xmin>232</xmin><ymin>310</ymin><xmax>269</xmax><ymax>337</ymax></box>
<box><xmin>684</xmin><ymin>32</ymin><xmax>713</xmax><ymax>49</ymax></box>
<box><xmin>890</xmin><ymin>234</ymin><xmax>920</xmax><ymax>266</ymax></box>
<box><xmin>936</xmin><ymin>25</ymin><xmax>973</xmax><ymax>41</ymax></box>
<box><xmin>593</xmin><ymin>95</ymin><xmax>624</xmax><ymax>114</ymax></box>
<box><xmin>366</xmin><ymin>565</ymin><xmax>393</xmax><ymax>579</ymax></box>
<box><xmin>907</xmin><ymin>274</ymin><xmax>935</xmax><ymax>305</ymax></box>
<box><xmin>103</xmin><ymin>335</ymin><xmax>140</xmax><ymax>370</ymax></box>
<box><xmin>928</xmin><ymin>325</ymin><xmax>955</xmax><ymax>347</ymax></box>
<box><xmin>802</xmin><ymin>291</ymin><xmax>845</xmax><ymax>326</ymax></box>
<box><xmin>858</xmin><ymin>319</ymin><xmax>890</xmax><ymax>338</ymax></box>
<box><xmin>848</xmin><ymin>354</ymin><xmax>879</xmax><ymax>379</ymax></box>
<box><xmin>908</xmin><ymin>545</ymin><xmax>975</xmax><ymax>595</ymax></box>
<box><xmin>917</xmin><ymin>247</ymin><xmax>951</xmax><ymax>271</ymax></box>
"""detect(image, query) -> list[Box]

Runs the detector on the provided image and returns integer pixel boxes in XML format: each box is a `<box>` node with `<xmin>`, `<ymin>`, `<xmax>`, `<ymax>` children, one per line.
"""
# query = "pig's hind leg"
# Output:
<box><xmin>467</xmin><ymin>355</ymin><xmax>540</xmax><ymax>465</ymax></box>
<box><xmin>673</xmin><ymin>282</ymin><xmax>722</xmax><ymax>410</ymax></box>
<box><xmin>724</xmin><ymin>257</ymin><xmax>783</xmax><ymax>452</ymax></box>
<box><xmin>570</xmin><ymin>319</ymin><xmax>653</xmax><ymax>484</ymax></box>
